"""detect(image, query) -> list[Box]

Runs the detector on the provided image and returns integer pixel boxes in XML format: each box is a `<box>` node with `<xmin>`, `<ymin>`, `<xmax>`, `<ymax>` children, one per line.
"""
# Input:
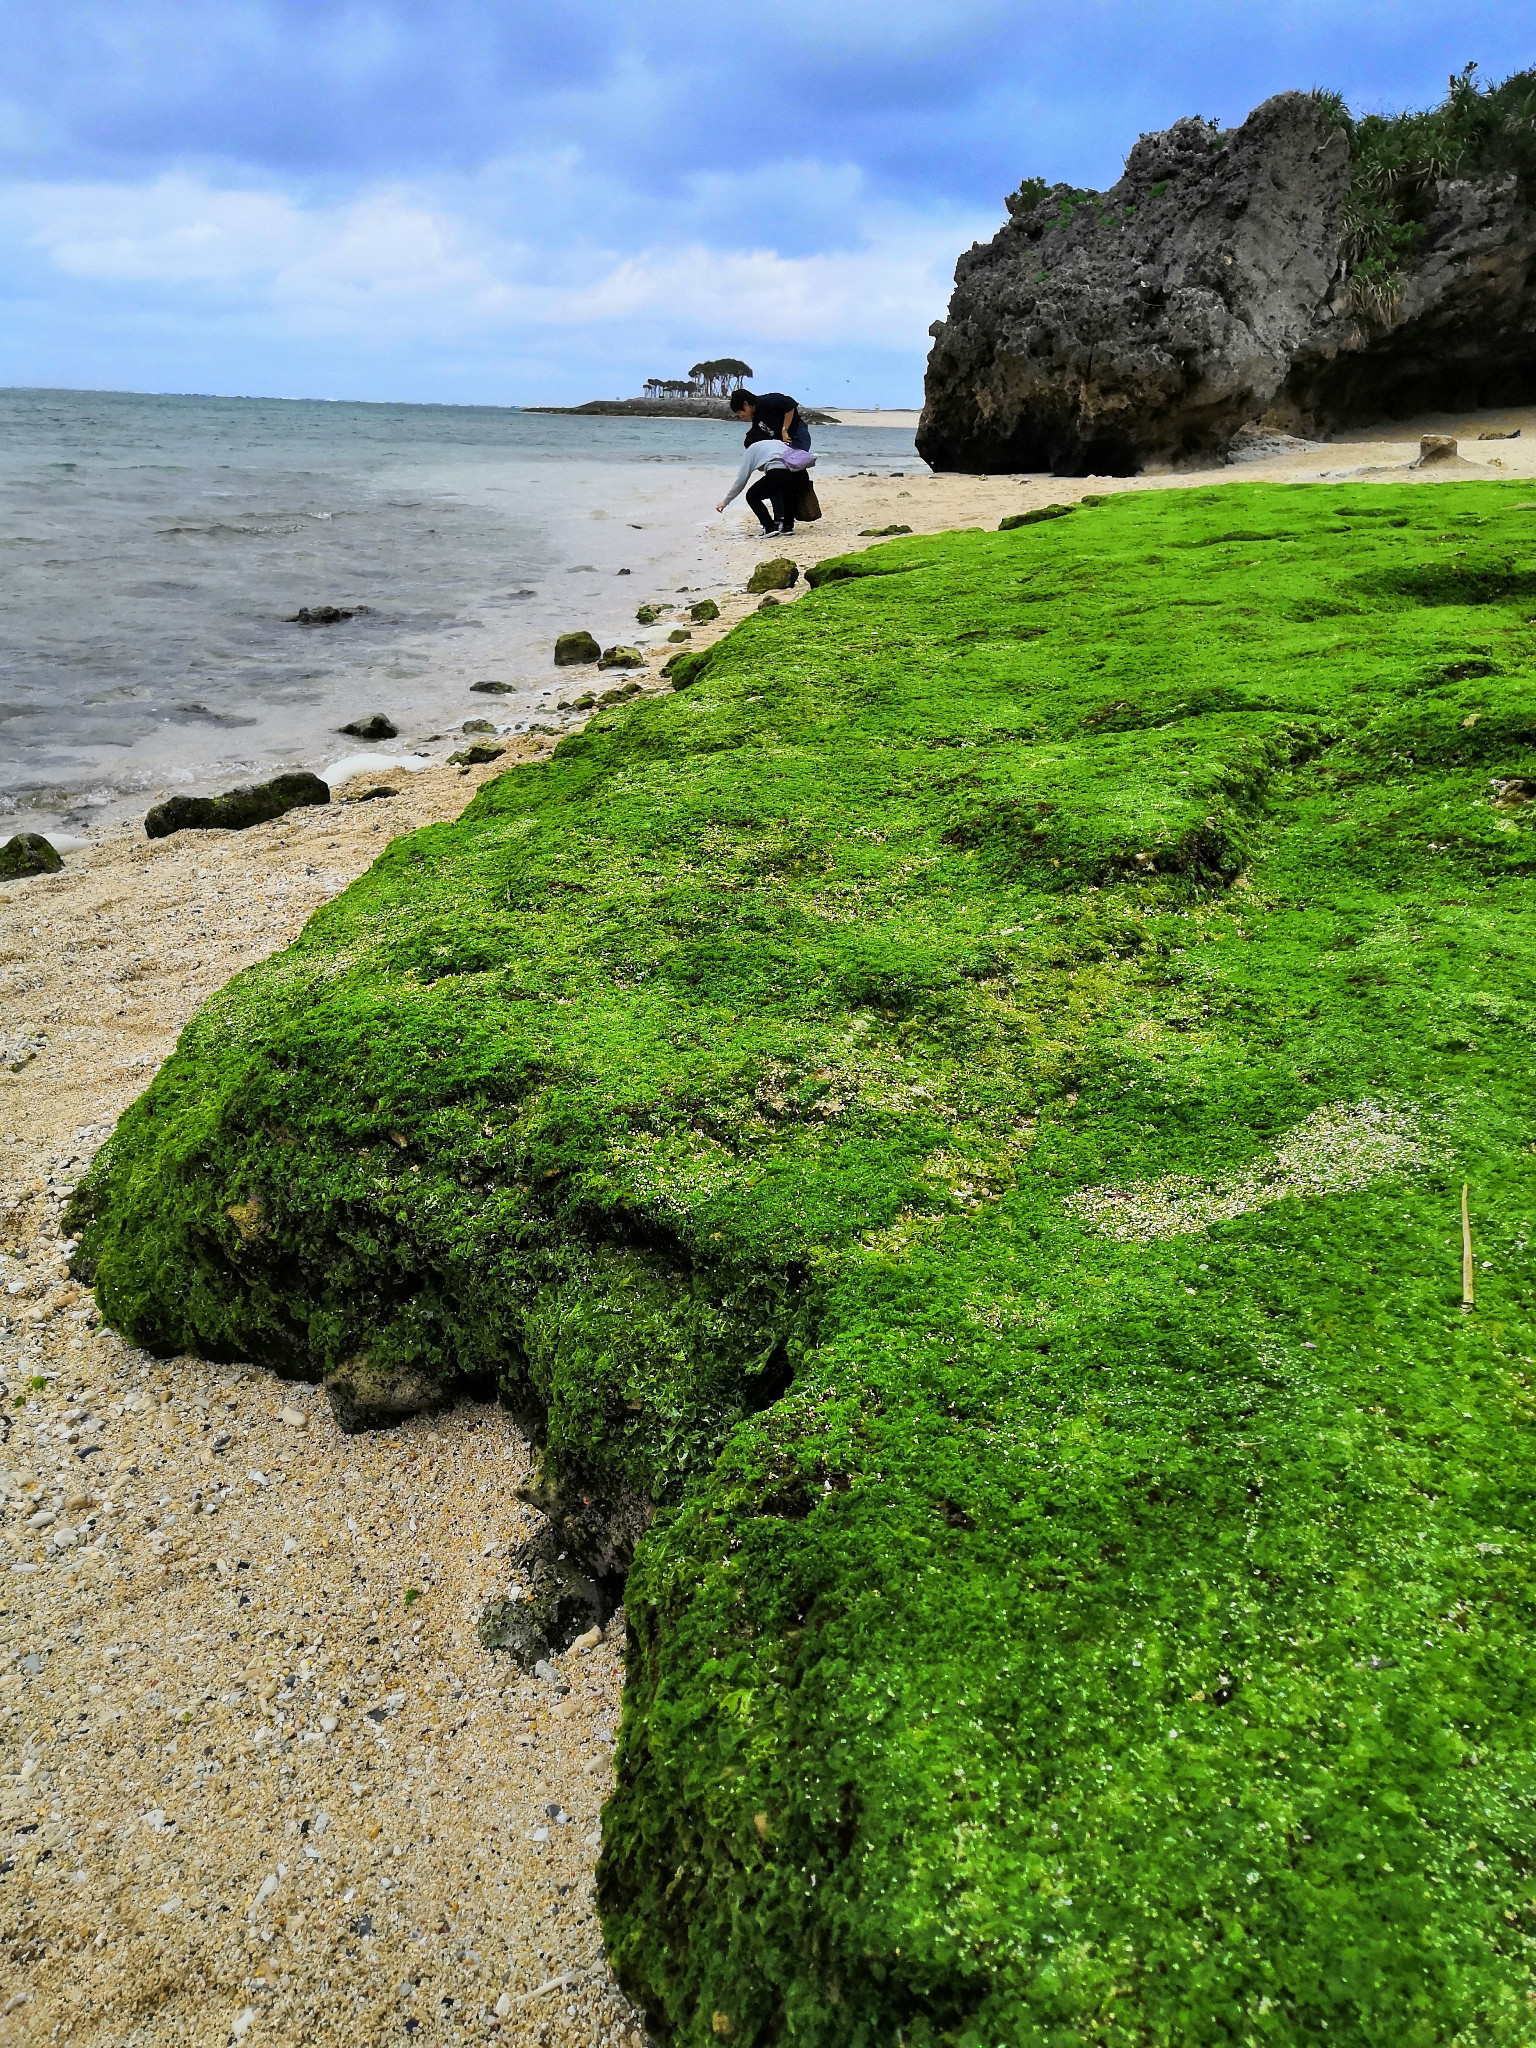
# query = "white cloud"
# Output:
<box><xmin>0</xmin><ymin>160</ymin><xmax>985</xmax><ymax>355</ymax></box>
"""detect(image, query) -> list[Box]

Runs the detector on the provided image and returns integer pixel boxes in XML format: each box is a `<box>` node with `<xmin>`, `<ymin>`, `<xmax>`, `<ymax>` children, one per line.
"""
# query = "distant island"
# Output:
<box><xmin>526</xmin><ymin>357</ymin><xmax>836</xmax><ymax>423</ymax></box>
<box><xmin>525</xmin><ymin>396</ymin><xmax>837</xmax><ymax>422</ymax></box>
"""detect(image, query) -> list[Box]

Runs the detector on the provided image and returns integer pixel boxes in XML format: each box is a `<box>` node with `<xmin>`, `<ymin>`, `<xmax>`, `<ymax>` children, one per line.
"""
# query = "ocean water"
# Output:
<box><xmin>0</xmin><ymin>388</ymin><xmax>921</xmax><ymax>841</ymax></box>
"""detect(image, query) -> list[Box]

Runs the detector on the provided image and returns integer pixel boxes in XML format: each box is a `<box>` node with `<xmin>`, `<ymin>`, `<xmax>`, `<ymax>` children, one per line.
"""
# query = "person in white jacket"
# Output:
<box><xmin>716</xmin><ymin>438</ymin><xmax>800</xmax><ymax>536</ymax></box>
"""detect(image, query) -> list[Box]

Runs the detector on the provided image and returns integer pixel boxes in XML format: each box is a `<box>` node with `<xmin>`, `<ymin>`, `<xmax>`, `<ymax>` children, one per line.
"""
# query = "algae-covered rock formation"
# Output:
<box><xmin>555</xmin><ymin>630</ymin><xmax>601</xmax><ymax>666</ymax></box>
<box><xmin>920</xmin><ymin>66</ymin><xmax>1536</xmax><ymax>474</ymax></box>
<box><xmin>143</xmin><ymin>771</ymin><xmax>330</xmax><ymax>839</ymax></box>
<box><xmin>746</xmin><ymin>558</ymin><xmax>799</xmax><ymax>594</ymax></box>
<box><xmin>0</xmin><ymin>832</ymin><xmax>63</xmax><ymax>878</ymax></box>
<box><xmin>71</xmin><ymin>482</ymin><xmax>1536</xmax><ymax>2041</ymax></box>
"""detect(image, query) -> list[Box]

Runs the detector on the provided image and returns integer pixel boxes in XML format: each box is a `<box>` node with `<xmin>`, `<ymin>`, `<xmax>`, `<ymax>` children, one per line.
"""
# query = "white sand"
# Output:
<box><xmin>819</xmin><ymin>409</ymin><xmax>922</xmax><ymax>429</ymax></box>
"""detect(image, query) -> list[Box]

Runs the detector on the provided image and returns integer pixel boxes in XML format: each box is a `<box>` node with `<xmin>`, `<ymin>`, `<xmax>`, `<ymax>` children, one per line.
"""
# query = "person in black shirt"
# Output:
<box><xmin>728</xmin><ymin>389</ymin><xmax>812</xmax><ymax>452</ymax></box>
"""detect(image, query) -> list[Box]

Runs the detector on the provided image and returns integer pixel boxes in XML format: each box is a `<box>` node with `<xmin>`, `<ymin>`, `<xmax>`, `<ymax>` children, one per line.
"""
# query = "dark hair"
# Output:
<box><xmin>727</xmin><ymin>389</ymin><xmax>757</xmax><ymax>414</ymax></box>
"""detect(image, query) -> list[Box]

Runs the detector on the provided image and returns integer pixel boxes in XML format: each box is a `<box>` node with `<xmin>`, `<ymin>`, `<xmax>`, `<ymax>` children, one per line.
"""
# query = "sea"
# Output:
<box><xmin>0</xmin><ymin>387</ymin><xmax>923</xmax><ymax>844</ymax></box>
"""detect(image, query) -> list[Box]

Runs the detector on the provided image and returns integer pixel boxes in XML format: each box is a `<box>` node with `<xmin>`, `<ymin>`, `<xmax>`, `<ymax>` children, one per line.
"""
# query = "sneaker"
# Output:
<box><xmin>779</xmin><ymin>520</ymin><xmax>796</xmax><ymax>535</ymax></box>
<box><xmin>758</xmin><ymin>523</ymin><xmax>784</xmax><ymax>537</ymax></box>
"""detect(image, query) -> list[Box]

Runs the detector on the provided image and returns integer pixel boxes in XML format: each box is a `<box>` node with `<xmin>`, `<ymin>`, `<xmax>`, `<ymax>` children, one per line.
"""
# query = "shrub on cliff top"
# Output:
<box><xmin>71</xmin><ymin>481</ymin><xmax>1536</xmax><ymax>2044</ymax></box>
<box><xmin>1004</xmin><ymin>63</ymin><xmax>1536</xmax><ymax>321</ymax></box>
<box><xmin>1329</xmin><ymin>63</ymin><xmax>1536</xmax><ymax>316</ymax></box>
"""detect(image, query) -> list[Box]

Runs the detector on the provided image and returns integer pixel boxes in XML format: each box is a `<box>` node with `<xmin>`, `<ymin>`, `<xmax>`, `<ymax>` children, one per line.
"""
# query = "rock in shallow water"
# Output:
<box><xmin>287</xmin><ymin>605</ymin><xmax>368</xmax><ymax>625</ymax></box>
<box><xmin>144</xmin><ymin>772</ymin><xmax>331</xmax><ymax>840</ymax></box>
<box><xmin>340</xmin><ymin>713</ymin><xmax>398</xmax><ymax>741</ymax></box>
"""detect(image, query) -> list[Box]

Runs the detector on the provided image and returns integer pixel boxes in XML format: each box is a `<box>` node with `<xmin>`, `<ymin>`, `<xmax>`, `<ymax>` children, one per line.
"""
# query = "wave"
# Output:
<box><xmin>155</xmin><ymin>510</ymin><xmax>339</xmax><ymax>538</ymax></box>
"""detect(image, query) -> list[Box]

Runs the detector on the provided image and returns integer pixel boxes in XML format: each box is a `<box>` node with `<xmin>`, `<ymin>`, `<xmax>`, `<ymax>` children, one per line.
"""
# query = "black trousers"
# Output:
<box><xmin>746</xmin><ymin>469</ymin><xmax>799</xmax><ymax>531</ymax></box>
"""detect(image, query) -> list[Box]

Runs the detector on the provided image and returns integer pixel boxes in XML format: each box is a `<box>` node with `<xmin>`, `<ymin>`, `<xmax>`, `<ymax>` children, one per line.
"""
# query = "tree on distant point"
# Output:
<box><xmin>686</xmin><ymin>358</ymin><xmax>755</xmax><ymax>396</ymax></box>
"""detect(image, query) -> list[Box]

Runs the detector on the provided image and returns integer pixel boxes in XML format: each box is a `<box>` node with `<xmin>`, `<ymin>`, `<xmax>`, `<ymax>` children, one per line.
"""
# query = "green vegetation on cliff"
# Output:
<box><xmin>71</xmin><ymin>482</ymin><xmax>1536</xmax><ymax>2043</ymax></box>
<box><xmin>1326</xmin><ymin>63</ymin><xmax>1536</xmax><ymax>316</ymax></box>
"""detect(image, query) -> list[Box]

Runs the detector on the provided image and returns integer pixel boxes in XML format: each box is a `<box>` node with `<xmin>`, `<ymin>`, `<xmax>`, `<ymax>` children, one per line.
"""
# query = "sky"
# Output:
<box><xmin>0</xmin><ymin>1</ymin><xmax>1530</xmax><ymax>408</ymax></box>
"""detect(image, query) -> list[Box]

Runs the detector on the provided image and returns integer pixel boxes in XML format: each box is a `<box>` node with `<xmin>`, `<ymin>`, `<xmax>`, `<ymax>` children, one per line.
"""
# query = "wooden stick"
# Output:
<box><xmin>1462</xmin><ymin>1183</ymin><xmax>1475</xmax><ymax>1311</ymax></box>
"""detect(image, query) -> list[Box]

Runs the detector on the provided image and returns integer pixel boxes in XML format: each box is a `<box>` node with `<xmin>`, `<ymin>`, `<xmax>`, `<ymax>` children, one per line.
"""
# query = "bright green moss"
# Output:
<box><xmin>71</xmin><ymin>482</ymin><xmax>1536</xmax><ymax>2042</ymax></box>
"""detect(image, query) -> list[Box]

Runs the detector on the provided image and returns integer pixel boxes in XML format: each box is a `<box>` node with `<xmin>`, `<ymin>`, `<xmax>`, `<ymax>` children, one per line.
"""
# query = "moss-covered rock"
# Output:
<box><xmin>446</xmin><ymin>742</ymin><xmax>506</xmax><ymax>767</ymax></box>
<box><xmin>0</xmin><ymin>833</ymin><xmax>63</xmax><ymax>878</ymax></box>
<box><xmin>745</xmin><ymin>558</ymin><xmax>798</xmax><ymax>594</ymax></box>
<box><xmin>555</xmin><ymin>631</ymin><xmax>601</xmax><ymax>666</ymax></box>
<box><xmin>688</xmin><ymin>599</ymin><xmax>720</xmax><ymax>623</ymax></box>
<box><xmin>598</xmin><ymin>645</ymin><xmax>645</xmax><ymax>670</ymax></box>
<box><xmin>1000</xmin><ymin>501</ymin><xmax>1076</xmax><ymax>530</ymax></box>
<box><xmin>70</xmin><ymin>482</ymin><xmax>1536</xmax><ymax>2045</ymax></box>
<box><xmin>143</xmin><ymin>772</ymin><xmax>330</xmax><ymax>840</ymax></box>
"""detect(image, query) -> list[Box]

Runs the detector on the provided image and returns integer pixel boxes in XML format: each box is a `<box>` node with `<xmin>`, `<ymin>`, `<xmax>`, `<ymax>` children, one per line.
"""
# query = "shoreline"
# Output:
<box><xmin>6</xmin><ymin>396</ymin><xmax>1536</xmax><ymax>2044</ymax></box>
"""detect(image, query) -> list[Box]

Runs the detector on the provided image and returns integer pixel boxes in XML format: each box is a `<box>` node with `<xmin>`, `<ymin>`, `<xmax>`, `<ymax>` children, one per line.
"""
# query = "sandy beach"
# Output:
<box><xmin>4</xmin><ymin>399</ymin><xmax>1534</xmax><ymax>2045</ymax></box>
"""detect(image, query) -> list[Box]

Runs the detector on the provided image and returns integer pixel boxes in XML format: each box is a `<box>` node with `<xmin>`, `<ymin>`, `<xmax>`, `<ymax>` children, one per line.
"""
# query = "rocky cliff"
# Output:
<box><xmin>918</xmin><ymin>87</ymin><xmax>1536</xmax><ymax>475</ymax></box>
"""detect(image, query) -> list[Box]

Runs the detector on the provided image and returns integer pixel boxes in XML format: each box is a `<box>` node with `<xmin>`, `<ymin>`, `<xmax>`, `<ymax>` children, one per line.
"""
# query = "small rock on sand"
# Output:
<box><xmin>144</xmin><ymin>773</ymin><xmax>331</xmax><ymax>840</ymax></box>
<box><xmin>554</xmin><ymin>631</ymin><xmax>601</xmax><ymax>666</ymax></box>
<box><xmin>0</xmin><ymin>833</ymin><xmax>64</xmax><ymax>879</ymax></box>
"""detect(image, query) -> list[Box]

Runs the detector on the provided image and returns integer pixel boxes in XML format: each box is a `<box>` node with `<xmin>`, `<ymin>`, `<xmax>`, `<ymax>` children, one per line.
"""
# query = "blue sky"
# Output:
<box><xmin>0</xmin><ymin>2</ymin><xmax>1530</xmax><ymax>407</ymax></box>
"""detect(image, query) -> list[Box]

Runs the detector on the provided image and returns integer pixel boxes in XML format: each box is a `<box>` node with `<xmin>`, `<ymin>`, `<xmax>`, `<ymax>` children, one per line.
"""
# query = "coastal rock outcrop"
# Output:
<box><xmin>919</xmin><ymin>88</ymin><xmax>1536</xmax><ymax>474</ymax></box>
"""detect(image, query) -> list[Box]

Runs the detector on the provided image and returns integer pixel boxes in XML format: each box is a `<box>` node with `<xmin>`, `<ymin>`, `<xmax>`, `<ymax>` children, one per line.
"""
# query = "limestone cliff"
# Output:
<box><xmin>918</xmin><ymin>88</ymin><xmax>1536</xmax><ymax>475</ymax></box>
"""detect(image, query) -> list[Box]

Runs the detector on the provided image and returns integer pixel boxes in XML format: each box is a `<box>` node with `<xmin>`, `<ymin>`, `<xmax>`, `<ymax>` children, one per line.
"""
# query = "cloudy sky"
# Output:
<box><xmin>0</xmin><ymin>1</ymin><xmax>1529</xmax><ymax>407</ymax></box>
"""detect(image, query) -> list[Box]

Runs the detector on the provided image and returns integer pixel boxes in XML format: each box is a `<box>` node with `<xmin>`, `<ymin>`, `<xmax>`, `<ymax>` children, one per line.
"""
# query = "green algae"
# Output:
<box><xmin>69</xmin><ymin>481</ymin><xmax>1536</xmax><ymax>2043</ymax></box>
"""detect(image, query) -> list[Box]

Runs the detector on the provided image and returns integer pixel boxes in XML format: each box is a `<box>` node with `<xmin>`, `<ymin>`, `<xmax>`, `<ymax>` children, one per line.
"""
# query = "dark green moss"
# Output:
<box><xmin>71</xmin><ymin>481</ymin><xmax>1536</xmax><ymax>2044</ymax></box>
<box><xmin>1000</xmin><ymin>503</ymin><xmax>1076</xmax><ymax>530</ymax></box>
<box><xmin>0</xmin><ymin>833</ymin><xmax>63</xmax><ymax>878</ymax></box>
